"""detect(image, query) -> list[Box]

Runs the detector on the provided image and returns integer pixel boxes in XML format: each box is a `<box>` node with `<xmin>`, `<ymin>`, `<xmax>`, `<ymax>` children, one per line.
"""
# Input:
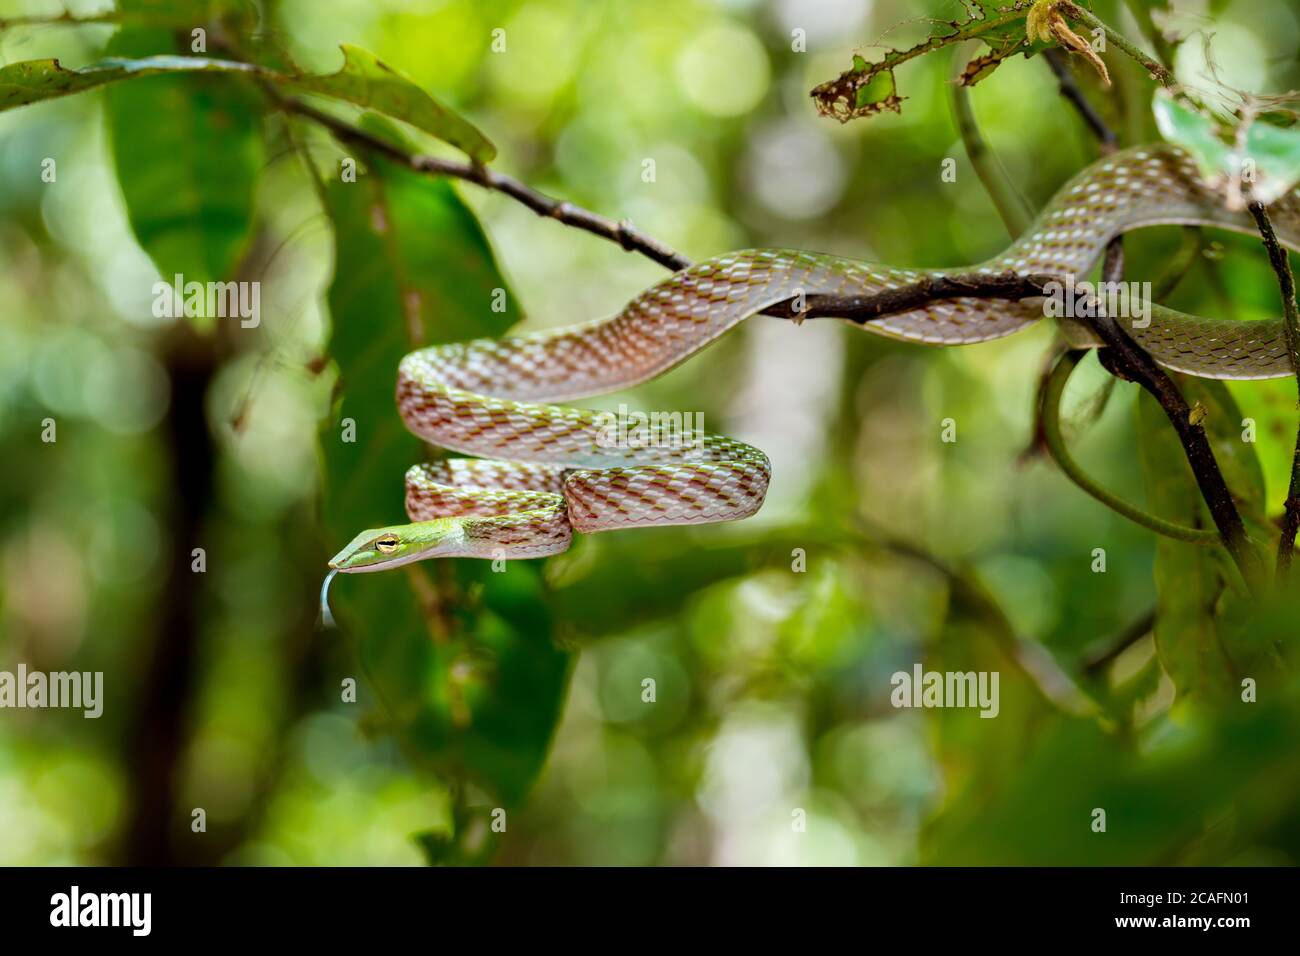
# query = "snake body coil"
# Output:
<box><xmin>327</xmin><ymin>144</ymin><xmax>1300</xmax><ymax>572</ymax></box>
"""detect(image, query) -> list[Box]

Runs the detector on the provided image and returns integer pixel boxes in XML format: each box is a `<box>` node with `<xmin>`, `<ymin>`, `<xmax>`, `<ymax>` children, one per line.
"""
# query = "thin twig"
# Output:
<box><xmin>1043</xmin><ymin>48</ymin><xmax>1118</xmax><ymax>153</ymax></box>
<box><xmin>1061</xmin><ymin>0</ymin><xmax>1176</xmax><ymax>87</ymax></box>
<box><xmin>1247</xmin><ymin>200</ymin><xmax>1300</xmax><ymax>577</ymax></box>
<box><xmin>1152</xmin><ymin>226</ymin><xmax>1203</xmax><ymax>300</ymax></box>
<box><xmin>1086</xmin><ymin>241</ymin><xmax>1262</xmax><ymax>591</ymax></box>
<box><xmin>279</xmin><ymin>96</ymin><xmax>692</xmax><ymax>272</ymax></box>
<box><xmin>1081</xmin><ymin>607</ymin><xmax>1156</xmax><ymax>677</ymax></box>
<box><xmin>0</xmin><ymin>11</ymin><xmax>119</xmax><ymax>30</ymax></box>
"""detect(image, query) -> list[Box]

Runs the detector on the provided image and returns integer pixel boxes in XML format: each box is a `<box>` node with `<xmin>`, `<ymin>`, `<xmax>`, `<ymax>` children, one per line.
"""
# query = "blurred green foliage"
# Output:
<box><xmin>0</xmin><ymin>0</ymin><xmax>1298</xmax><ymax>867</ymax></box>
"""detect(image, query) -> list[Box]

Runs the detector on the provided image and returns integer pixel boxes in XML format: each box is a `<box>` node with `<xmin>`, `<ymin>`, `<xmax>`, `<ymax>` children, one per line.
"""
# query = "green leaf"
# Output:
<box><xmin>1237</xmin><ymin>119</ymin><xmax>1300</xmax><ymax>205</ymax></box>
<box><xmin>811</xmin><ymin>3</ymin><xmax>1031</xmax><ymax>121</ymax></box>
<box><xmin>852</xmin><ymin>69</ymin><xmax>898</xmax><ymax>112</ymax></box>
<box><xmin>0</xmin><ymin>55</ymin><xmax>257</xmax><ymax>112</ymax></box>
<box><xmin>957</xmin><ymin>41</ymin><xmax>1021</xmax><ymax>87</ymax></box>
<box><xmin>1153</xmin><ymin>94</ymin><xmax>1231</xmax><ymax>176</ymax></box>
<box><xmin>0</xmin><ymin>45</ymin><xmax>494</xmax><ymax>162</ymax></box>
<box><xmin>291</xmin><ymin>45</ymin><xmax>494</xmax><ymax>162</ymax></box>
<box><xmin>320</xmin><ymin>151</ymin><xmax>569</xmax><ymax>813</ymax></box>
<box><xmin>104</xmin><ymin>27</ymin><xmax>264</xmax><ymax>287</ymax></box>
<box><xmin>1154</xmin><ymin>92</ymin><xmax>1300</xmax><ymax>206</ymax></box>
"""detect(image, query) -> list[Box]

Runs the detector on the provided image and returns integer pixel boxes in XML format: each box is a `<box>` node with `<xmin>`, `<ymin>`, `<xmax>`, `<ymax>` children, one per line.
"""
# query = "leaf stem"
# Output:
<box><xmin>1042</xmin><ymin>349</ymin><xmax>1221</xmax><ymax>544</ymax></box>
<box><xmin>950</xmin><ymin>50</ymin><xmax>1034</xmax><ymax>237</ymax></box>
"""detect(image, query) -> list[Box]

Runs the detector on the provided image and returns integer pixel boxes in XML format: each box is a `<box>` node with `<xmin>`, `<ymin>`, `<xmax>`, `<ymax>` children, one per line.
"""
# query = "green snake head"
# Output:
<box><xmin>328</xmin><ymin>519</ymin><xmax>465</xmax><ymax>572</ymax></box>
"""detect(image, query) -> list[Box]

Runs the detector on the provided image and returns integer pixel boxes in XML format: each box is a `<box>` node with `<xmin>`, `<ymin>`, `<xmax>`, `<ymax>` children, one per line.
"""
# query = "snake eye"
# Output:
<box><xmin>374</xmin><ymin>534</ymin><xmax>400</xmax><ymax>554</ymax></box>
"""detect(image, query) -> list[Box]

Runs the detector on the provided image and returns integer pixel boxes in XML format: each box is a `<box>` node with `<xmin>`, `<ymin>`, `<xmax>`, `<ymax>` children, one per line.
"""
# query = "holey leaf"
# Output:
<box><xmin>320</xmin><ymin>149</ymin><xmax>570</xmax><ymax>814</ymax></box>
<box><xmin>0</xmin><ymin>44</ymin><xmax>494</xmax><ymax>162</ymax></box>
<box><xmin>1155</xmin><ymin>92</ymin><xmax>1300</xmax><ymax>210</ymax></box>
<box><xmin>811</xmin><ymin>3</ymin><xmax>1042</xmax><ymax>122</ymax></box>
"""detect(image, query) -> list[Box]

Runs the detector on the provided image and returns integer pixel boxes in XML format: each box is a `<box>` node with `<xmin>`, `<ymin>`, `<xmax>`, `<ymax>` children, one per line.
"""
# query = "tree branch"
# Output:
<box><xmin>1086</xmin><ymin>241</ymin><xmax>1263</xmax><ymax>590</ymax></box>
<box><xmin>276</xmin><ymin>94</ymin><xmax>1060</xmax><ymax>322</ymax></box>
<box><xmin>279</xmin><ymin>96</ymin><xmax>693</xmax><ymax>272</ymax></box>
<box><xmin>1246</xmin><ymin>200</ymin><xmax>1300</xmax><ymax>577</ymax></box>
<box><xmin>798</xmin><ymin>270</ymin><xmax>1061</xmax><ymax>319</ymax></box>
<box><xmin>1152</xmin><ymin>226</ymin><xmax>1204</xmax><ymax>299</ymax></box>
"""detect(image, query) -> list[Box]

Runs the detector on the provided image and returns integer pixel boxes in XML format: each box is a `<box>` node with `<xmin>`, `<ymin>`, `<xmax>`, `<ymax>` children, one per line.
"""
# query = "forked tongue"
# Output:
<box><xmin>319</xmin><ymin>568</ymin><xmax>339</xmax><ymax>630</ymax></box>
